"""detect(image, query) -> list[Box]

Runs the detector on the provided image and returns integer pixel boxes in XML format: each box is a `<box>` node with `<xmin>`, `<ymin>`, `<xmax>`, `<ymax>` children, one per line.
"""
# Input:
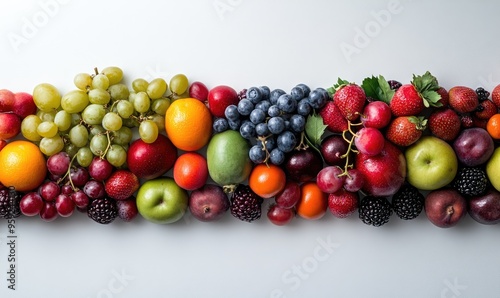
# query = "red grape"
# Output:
<box><xmin>267</xmin><ymin>204</ymin><xmax>295</xmax><ymax>226</ymax></box>
<box><xmin>19</xmin><ymin>192</ymin><xmax>44</xmax><ymax>216</ymax></box>
<box><xmin>316</xmin><ymin>166</ymin><xmax>345</xmax><ymax>194</ymax></box>
<box><xmin>46</xmin><ymin>152</ymin><xmax>71</xmax><ymax>176</ymax></box>
<box><xmin>354</xmin><ymin>127</ymin><xmax>385</xmax><ymax>156</ymax></box>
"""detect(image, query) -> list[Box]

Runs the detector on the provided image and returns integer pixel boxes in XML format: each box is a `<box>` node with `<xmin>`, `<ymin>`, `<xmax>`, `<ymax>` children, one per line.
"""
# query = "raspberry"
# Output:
<box><xmin>230</xmin><ymin>185</ymin><xmax>263</xmax><ymax>222</ymax></box>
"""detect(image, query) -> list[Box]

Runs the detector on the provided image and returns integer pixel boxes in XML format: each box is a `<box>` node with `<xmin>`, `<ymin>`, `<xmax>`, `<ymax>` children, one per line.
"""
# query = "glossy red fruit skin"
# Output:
<box><xmin>449</xmin><ymin>86</ymin><xmax>479</xmax><ymax>113</ymax></box>
<box><xmin>333</xmin><ymin>84</ymin><xmax>366</xmax><ymax>121</ymax></box>
<box><xmin>0</xmin><ymin>112</ymin><xmax>21</xmax><ymax>140</ymax></box>
<box><xmin>492</xmin><ymin>84</ymin><xmax>500</xmax><ymax>108</ymax></box>
<box><xmin>355</xmin><ymin>140</ymin><xmax>406</xmax><ymax>197</ymax></box>
<box><xmin>428</xmin><ymin>108</ymin><xmax>461</xmax><ymax>141</ymax></box>
<box><xmin>390</xmin><ymin>84</ymin><xmax>424</xmax><ymax>117</ymax></box>
<box><xmin>267</xmin><ymin>204</ymin><xmax>295</xmax><ymax>226</ymax></box>
<box><xmin>275</xmin><ymin>181</ymin><xmax>301</xmax><ymax>209</ymax></box>
<box><xmin>127</xmin><ymin>134</ymin><xmax>177</xmax><ymax>180</ymax></box>
<box><xmin>20</xmin><ymin>192</ymin><xmax>44</xmax><ymax>216</ymax></box>
<box><xmin>361</xmin><ymin>101</ymin><xmax>392</xmax><ymax>129</ymax></box>
<box><xmin>321</xmin><ymin>135</ymin><xmax>349</xmax><ymax>166</ymax></box>
<box><xmin>436</xmin><ymin>86</ymin><xmax>449</xmax><ymax>107</ymax></box>
<box><xmin>0</xmin><ymin>89</ymin><xmax>15</xmax><ymax>112</ymax></box>
<box><xmin>116</xmin><ymin>197</ymin><xmax>139</xmax><ymax>222</ymax></box>
<box><xmin>104</xmin><ymin>170</ymin><xmax>139</xmax><ymax>201</ymax></box>
<box><xmin>474</xmin><ymin>100</ymin><xmax>498</xmax><ymax>120</ymax></box>
<box><xmin>385</xmin><ymin>116</ymin><xmax>424</xmax><ymax>147</ymax></box>
<box><xmin>207</xmin><ymin>85</ymin><xmax>239</xmax><ymax>118</ymax></box>
<box><xmin>319</xmin><ymin>101</ymin><xmax>348</xmax><ymax>133</ymax></box>
<box><xmin>284</xmin><ymin>148</ymin><xmax>323</xmax><ymax>183</ymax></box>
<box><xmin>328</xmin><ymin>188</ymin><xmax>359</xmax><ymax>218</ymax></box>
<box><xmin>189</xmin><ymin>81</ymin><xmax>209</xmax><ymax>102</ymax></box>
<box><xmin>12</xmin><ymin>92</ymin><xmax>37</xmax><ymax>119</ymax></box>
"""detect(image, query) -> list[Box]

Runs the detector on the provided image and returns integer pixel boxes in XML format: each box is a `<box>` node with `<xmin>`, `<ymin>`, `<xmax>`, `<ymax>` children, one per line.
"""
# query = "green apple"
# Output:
<box><xmin>486</xmin><ymin>147</ymin><xmax>500</xmax><ymax>192</ymax></box>
<box><xmin>136</xmin><ymin>177</ymin><xmax>188</xmax><ymax>224</ymax></box>
<box><xmin>405</xmin><ymin>136</ymin><xmax>458</xmax><ymax>190</ymax></box>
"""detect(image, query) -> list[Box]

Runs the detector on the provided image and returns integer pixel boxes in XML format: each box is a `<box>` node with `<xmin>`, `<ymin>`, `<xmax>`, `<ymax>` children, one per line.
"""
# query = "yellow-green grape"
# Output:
<box><xmin>69</xmin><ymin>124</ymin><xmax>89</xmax><ymax>147</ymax></box>
<box><xmin>169</xmin><ymin>74</ymin><xmax>189</xmax><ymax>95</ymax></box>
<box><xmin>64</xmin><ymin>143</ymin><xmax>78</xmax><ymax>158</ymax></box>
<box><xmin>70</xmin><ymin>113</ymin><xmax>82</xmax><ymax>126</ymax></box>
<box><xmin>88</xmin><ymin>88</ymin><xmax>111</xmax><ymax>105</ymax></box>
<box><xmin>76</xmin><ymin>147</ymin><xmax>93</xmax><ymax>167</ymax></box>
<box><xmin>89</xmin><ymin>125</ymin><xmax>105</xmax><ymax>137</ymax></box>
<box><xmin>108</xmin><ymin>83</ymin><xmax>129</xmax><ymax>101</ymax></box>
<box><xmin>150</xmin><ymin>114</ymin><xmax>165</xmax><ymax>131</ymax></box>
<box><xmin>74</xmin><ymin>73</ymin><xmax>92</xmax><ymax>90</ymax></box>
<box><xmin>90</xmin><ymin>134</ymin><xmax>108</xmax><ymax>156</ymax></box>
<box><xmin>139</xmin><ymin>120</ymin><xmax>159</xmax><ymax>144</ymax></box>
<box><xmin>112</xmin><ymin>126</ymin><xmax>133</xmax><ymax>146</ymax></box>
<box><xmin>122</xmin><ymin>117</ymin><xmax>138</xmax><ymax>128</ymax></box>
<box><xmin>151</xmin><ymin>98</ymin><xmax>171</xmax><ymax>115</ymax></box>
<box><xmin>54</xmin><ymin>110</ymin><xmax>72</xmax><ymax>132</ymax></box>
<box><xmin>101</xmin><ymin>66</ymin><xmax>123</xmax><ymax>85</ymax></box>
<box><xmin>36</xmin><ymin>121</ymin><xmax>58</xmax><ymax>138</ymax></box>
<box><xmin>147</xmin><ymin>78</ymin><xmax>167</xmax><ymax>100</ymax></box>
<box><xmin>134</xmin><ymin>91</ymin><xmax>150</xmax><ymax>113</ymax></box>
<box><xmin>33</xmin><ymin>83</ymin><xmax>61</xmax><ymax>112</ymax></box>
<box><xmin>82</xmin><ymin>104</ymin><xmax>106</xmax><ymax>125</ymax></box>
<box><xmin>37</xmin><ymin>109</ymin><xmax>56</xmax><ymax>122</ymax></box>
<box><xmin>21</xmin><ymin>115</ymin><xmax>42</xmax><ymax>142</ymax></box>
<box><xmin>92</xmin><ymin>74</ymin><xmax>110</xmax><ymax>90</ymax></box>
<box><xmin>128</xmin><ymin>92</ymin><xmax>136</xmax><ymax>105</ymax></box>
<box><xmin>116</xmin><ymin>100</ymin><xmax>134</xmax><ymax>119</ymax></box>
<box><xmin>132</xmin><ymin>78</ymin><xmax>148</xmax><ymax>93</ymax></box>
<box><xmin>106</xmin><ymin>144</ymin><xmax>127</xmax><ymax>167</ymax></box>
<box><xmin>39</xmin><ymin>136</ymin><xmax>64</xmax><ymax>156</ymax></box>
<box><xmin>102</xmin><ymin>112</ymin><xmax>122</xmax><ymax>131</ymax></box>
<box><xmin>61</xmin><ymin>90</ymin><xmax>89</xmax><ymax>113</ymax></box>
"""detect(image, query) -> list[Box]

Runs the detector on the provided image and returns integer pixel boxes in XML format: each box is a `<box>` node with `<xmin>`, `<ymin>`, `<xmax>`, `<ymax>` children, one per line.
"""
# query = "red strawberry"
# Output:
<box><xmin>390</xmin><ymin>72</ymin><xmax>442</xmax><ymax>116</ymax></box>
<box><xmin>327</xmin><ymin>188</ymin><xmax>359</xmax><ymax>218</ymax></box>
<box><xmin>428</xmin><ymin>108</ymin><xmax>461</xmax><ymax>141</ymax></box>
<box><xmin>385</xmin><ymin>116</ymin><xmax>426</xmax><ymax>147</ymax></box>
<box><xmin>448</xmin><ymin>86</ymin><xmax>479</xmax><ymax>113</ymax></box>
<box><xmin>319</xmin><ymin>101</ymin><xmax>348</xmax><ymax>133</ymax></box>
<box><xmin>104</xmin><ymin>170</ymin><xmax>140</xmax><ymax>201</ymax></box>
<box><xmin>333</xmin><ymin>83</ymin><xmax>366</xmax><ymax>121</ymax></box>
<box><xmin>436</xmin><ymin>86</ymin><xmax>449</xmax><ymax>107</ymax></box>
<box><xmin>473</xmin><ymin>116</ymin><xmax>488</xmax><ymax>129</ymax></box>
<box><xmin>491</xmin><ymin>84</ymin><xmax>500</xmax><ymax>108</ymax></box>
<box><xmin>474</xmin><ymin>99</ymin><xmax>498</xmax><ymax>120</ymax></box>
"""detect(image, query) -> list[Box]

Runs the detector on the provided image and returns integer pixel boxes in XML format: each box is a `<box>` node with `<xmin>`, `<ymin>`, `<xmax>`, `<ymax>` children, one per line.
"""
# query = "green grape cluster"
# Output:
<box><xmin>22</xmin><ymin>66</ymin><xmax>190</xmax><ymax>169</ymax></box>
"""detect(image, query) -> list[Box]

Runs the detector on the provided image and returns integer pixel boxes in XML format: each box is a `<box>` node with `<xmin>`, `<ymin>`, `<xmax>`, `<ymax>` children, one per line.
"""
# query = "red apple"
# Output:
<box><xmin>12</xmin><ymin>92</ymin><xmax>37</xmax><ymax>119</ymax></box>
<box><xmin>127</xmin><ymin>134</ymin><xmax>178</xmax><ymax>180</ymax></box>
<box><xmin>0</xmin><ymin>89</ymin><xmax>15</xmax><ymax>112</ymax></box>
<box><xmin>0</xmin><ymin>112</ymin><xmax>21</xmax><ymax>140</ymax></box>
<box><xmin>207</xmin><ymin>85</ymin><xmax>239</xmax><ymax>118</ymax></box>
<box><xmin>355</xmin><ymin>140</ymin><xmax>406</xmax><ymax>196</ymax></box>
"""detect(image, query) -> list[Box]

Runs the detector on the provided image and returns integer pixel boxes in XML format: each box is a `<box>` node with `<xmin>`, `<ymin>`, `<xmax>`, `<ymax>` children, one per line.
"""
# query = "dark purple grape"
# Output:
<box><xmin>70</xmin><ymin>167</ymin><xmax>90</xmax><ymax>187</ymax></box>
<box><xmin>284</xmin><ymin>148</ymin><xmax>323</xmax><ymax>182</ymax></box>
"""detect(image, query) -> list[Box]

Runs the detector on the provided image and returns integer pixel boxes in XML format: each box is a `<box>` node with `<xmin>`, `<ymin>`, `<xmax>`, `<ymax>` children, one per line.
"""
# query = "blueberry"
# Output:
<box><xmin>249</xmin><ymin>145</ymin><xmax>266</xmax><ymax>164</ymax></box>
<box><xmin>290</xmin><ymin>86</ymin><xmax>305</xmax><ymax>101</ymax></box>
<box><xmin>228</xmin><ymin>119</ymin><xmax>241</xmax><ymax>131</ymax></box>
<box><xmin>225</xmin><ymin>104</ymin><xmax>240</xmax><ymax>121</ymax></box>
<box><xmin>277</xmin><ymin>131</ymin><xmax>297</xmax><ymax>153</ymax></box>
<box><xmin>297</xmin><ymin>98</ymin><xmax>312</xmax><ymax>116</ymax></box>
<box><xmin>308</xmin><ymin>89</ymin><xmax>327</xmax><ymax>109</ymax></box>
<box><xmin>249</xmin><ymin>109</ymin><xmax>266</xmax><ymax>124</ymax></box>
<box><xmin>246</xmin><ymin>87</ymin><xmax>263</xmax><ymax>104</ymax></box>
<box><xmin>267</xmin><ymin>105</ymin><xmax>281</xmax><ymax>117</ymax></box>
<box><xmin>237</xmin><ymin>99</ymin><xmax>254</xmax><ymax>116</ymax></box>
<box><xmin>296</xmin><ymin>83</ymin><xmax>311</xmax><ymax>97</ymax></box>
<box><xmin>269</xmin><ymin>148</ymin><xmax>285</xmax><ymax>165</ymax></box>
<box><xmin>268</xmin><ymin>117</ymin><xmax>285</xmax><ymax>135</ymax></box>
<box><xmin>255</xmin><ymin>100</ymin><xmax>271</xmax><ymax>112</ymax></box>
<box><xmin>255</xmin><ymin>122</ymin><xmax>270</xmax><ymax>136</ymax></box>
<box><xmin>239</xmin><ymin>120</ymin><xmax>256</xmax><ymax>140</ymax></box>
<box><xmin>277</xmin><ymin>94</ymin><xmax>298</xmax><ymax>113</ymax></box>
<box><xmin>289</xmin><ymin>115</ymin><xmax>306</xmax><ymax>133</ymax></box>
<box><xmin>259</xmin><ymin>86</ymin><xmax>271</xmax><ymax>100</ymax></box>
<box><xmin>270</xmin><ymin>89</ymin><xmax>286</xmax><ymax>105</ymax></box>
<box><xmin>263</xmin><ymin>137</ymin><xmax>276</xmax><ymax>151</ymax></box>
<box><xmin>213</xmin><ymin>117</ymin><xmax>229</xmax><ymax>133</ymax></box>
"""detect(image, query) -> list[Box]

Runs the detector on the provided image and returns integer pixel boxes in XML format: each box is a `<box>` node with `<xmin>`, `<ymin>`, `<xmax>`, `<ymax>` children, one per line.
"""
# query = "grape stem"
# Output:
<box><xmin>294</xmin><ymin>132</ymin><xmax>309</xmax><ymax>151</ymax></box>
<box><xmin>58</xmin><ymin>154</ymin><xmax>79</xmax><ymax>191</ymax></box>
<box><xmin>339</xmin><ymin>120</ymin><xmax>362</xmax><ymax>178</ymax></box>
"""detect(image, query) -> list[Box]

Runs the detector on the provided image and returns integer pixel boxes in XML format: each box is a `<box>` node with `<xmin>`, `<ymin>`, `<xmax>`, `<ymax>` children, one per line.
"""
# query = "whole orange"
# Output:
<box><xmin>165</xmin><ymin>98</ymin><xmax>212</xmax><ymax>151</ymax></box>
<box><xmin>248</xmin><ymin>163</ymin><xmax>286</xmax><ymax>199</ymax></box>
<box><xmin>296</xmin><ymin>181</ymin><xmax>328</xmax><ymax>220</ymax></box>
<box><xmin>173</xmin><ymin>152</ymin><xmax>209</xmax><ymax>191</ymax></box>
<box><xmin>487</xmin><ymin>114</ymin><xmax>500</xmax><ymax>139</ymax></box>
<box><xmin>0</xmin><ymin>140</ymin><xmax>47</xmax><ymax>192</ymax></box>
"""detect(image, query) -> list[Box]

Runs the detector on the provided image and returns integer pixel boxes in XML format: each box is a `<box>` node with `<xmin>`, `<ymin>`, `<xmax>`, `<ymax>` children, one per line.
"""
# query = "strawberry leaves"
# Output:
<box><xmin>327</xmin><ymin>78</ymin><xmax>351</xmax><ymax>97</ymax></box>
<box><xmin>412</xmin><ymin>71</ymin><xmax>442</xmax><ymax>108</ymax></box>
<box><xmin>361</xmin><ymin>75</ymin><xmax>394</xmax><ymax>104</ymax></box>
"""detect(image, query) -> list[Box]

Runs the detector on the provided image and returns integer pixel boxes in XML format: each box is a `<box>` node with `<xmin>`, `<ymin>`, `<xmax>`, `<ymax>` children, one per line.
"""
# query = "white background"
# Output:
<box><xmin>0</xmin><ymin>0</ymin><xmax>500</xmax><ymax>297</ymax></box>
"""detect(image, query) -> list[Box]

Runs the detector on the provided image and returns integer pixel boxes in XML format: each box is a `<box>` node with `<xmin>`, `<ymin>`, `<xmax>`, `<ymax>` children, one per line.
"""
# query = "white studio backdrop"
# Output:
<box><xmin>0</xmin><ymin>0</ymin><xmax>500</xmax><ymax>297</ymax></box>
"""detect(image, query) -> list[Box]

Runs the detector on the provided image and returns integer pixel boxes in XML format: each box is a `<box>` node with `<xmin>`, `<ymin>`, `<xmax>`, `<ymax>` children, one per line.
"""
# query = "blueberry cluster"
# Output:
<box><xmin>213</xmin><ymin>84</ymin><xmax>329</xmax><ymax>165</ymax></box>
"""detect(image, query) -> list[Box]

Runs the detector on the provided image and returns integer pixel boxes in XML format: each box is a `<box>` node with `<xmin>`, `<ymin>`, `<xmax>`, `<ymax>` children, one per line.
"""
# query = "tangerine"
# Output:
<box><xmin>165</xmin><ymin>98</ymin><xmax>212</xmax><ymax>151</ymax></box>
<box><xmin>0</xmin><ymin>140</ymin><xmax>47</xmax><ymax>192</ymax></box>
<box><xmin>248</xmin><ymin>164</ymin><xmax>286</xmax><ymax>199</ymax></box>
<box><xmin>487</xmin><ymin>114</ymin><xmax>500</xmax><ymax>139</ymax></box>
<box><xmin>173</xmin><ymin>152</ymin><xmax>209</xmax><ymax>191</ymax></box>
<box><xmin>296</xmin><ymin>182</ymin><xmax>328</xmax><ymax>220</ymax></box>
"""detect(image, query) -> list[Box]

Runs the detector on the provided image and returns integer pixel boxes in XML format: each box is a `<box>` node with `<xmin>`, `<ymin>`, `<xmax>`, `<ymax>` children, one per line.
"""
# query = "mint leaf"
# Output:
<box><xmin>377</xmin><ymin>75</ymin><xmax>394</xmax><ymax>104</ymax></box>
<box><xmin>305</xmin><ymin>113</ymin><xmax>327</xmax><ymax>148</ymax></box>
<box><xmin>361</xmin><ymin>76</ymin><xmax>379</xmax><ymax>99</ymax></box>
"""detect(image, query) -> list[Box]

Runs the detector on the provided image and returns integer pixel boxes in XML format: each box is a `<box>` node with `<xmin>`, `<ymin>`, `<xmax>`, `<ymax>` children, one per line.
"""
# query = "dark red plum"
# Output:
<box><xmin>189</xmin><ymin>184</ymin><xmax>229</xmax><ymax>222</ymax></box>
<box><xmin>284</xmin><ymin>148</ymin><xmax>323</xmax><ymax>182</ymax></box>
<box><xmin>453</xmin><ymin>127</ymin><xmax>494</xmax><ymax>166</ymax></box>
<box><xmin>425</xmin><ymin>188</ymin><xmax>467</xmax><ymax>228</ymax></box>
<box><xmin>320</xmin><ymin>135</ymin><xmax>349</xmax><ymax>166</ymax></box>
<box><xmin>468</xmin><ymin>188</ymin><xmax>500</xmax><ymax>225</ymax></box>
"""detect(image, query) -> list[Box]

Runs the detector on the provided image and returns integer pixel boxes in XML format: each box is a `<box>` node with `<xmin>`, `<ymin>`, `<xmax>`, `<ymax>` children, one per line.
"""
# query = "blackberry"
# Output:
<box><xmin>475</xmin><ymin>87</ymin><xmax>490</xmax><ymax>102</ymax></box>
<box><xmin>358</xmin><ymin>196</ymin><xmax>392</xmax><ymax>227</ymax></box>
<box><xmin>392</xmin><ymin>185</ymin><xmax>424</xmax><ymax>220</ymax></box>
<box><xmin>387</xmin><ymin>80</ymin><xmax>402</xmax><ymax>91</ymax></box>
<box><xmin>460</xmin><ymin>114</ymin><xmax>474</xmax><ymax>128</ymax></box>
<box><xmin>0</xmin><ymin>188</ymin><xmax>21</xmax><ymax>219</ymax></box>
<box><xmin>230</xmin><ymin>185</ymin><xmax>263</xmax><ymax>222</ymax></box>
<box><xmin>453</xmin><ymin>167</ymin><xmax>488</xmax><ymax>196</ymax></box>
<box><xmin>87</xmin><ymin>197</ymin><xmax>118</xmax><ymax>224</ymax></box>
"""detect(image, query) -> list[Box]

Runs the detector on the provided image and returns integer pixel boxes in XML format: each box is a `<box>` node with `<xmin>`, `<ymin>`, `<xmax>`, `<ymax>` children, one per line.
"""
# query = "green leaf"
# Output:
<box><xmin>412</xmin><ymin>71</ymin><xmax>440</xmax><ymax>93</ymax></box>
<box><xmin>376</xmin><ymin>75</ymin><xmax>394</xmax><ymax>104</ymax></box>
<box><xmin>421</xmin><ymin>90</ymin><xmax>442</xmax><ymax>107</ymax></box>
<box><xmin>333</xmin><ymin>78</ymin><xmax>350</xmax><ymax>90</ymax></box>
<box><xmin>326</xmin><ymin>87</ymin><xmax>335</xmax><ymax>97</ymax></box>
<box><xmin>361</xmin><ymin>76</ymin><xmax>379</xmax><ymax>99</ymax></box>
<box><xmin>305</xmin><ymin>113</ymin><xmax>327</xmax><ymax>148</ymax></box>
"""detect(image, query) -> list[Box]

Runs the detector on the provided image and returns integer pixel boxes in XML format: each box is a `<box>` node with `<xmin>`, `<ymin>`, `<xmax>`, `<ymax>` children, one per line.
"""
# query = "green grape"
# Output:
<box><xmin>108</xmin><ymin>83</ymin><xmax>129</xmax><ymax>101</ymax></box>
<box><xmin>89</xmin><ymin>125</ymin><xmax>105</xmax><ymax>137</ymax></box>
<box><xmin>112</xmin><ymin>126</ymin><xmax>133</xmax><ymax>146</ymax></box>
<box><xmin>37</xmin><ymin>121</ymin><xmax>58</xmax><ymax>138</ymax></box>
<box><xmin>61</xmin><ymin>90</ymin><xmax>89</xmax><ymax>113</ymax></box>
<box><xmin>169</xmin><ymin>74</ymin><xmax>189</xmax><ymax>95</ymax></box>
<box><xmin>70</xmin><ymin>113</ymin><xmax>82</xmax><ymax>126</ymax></box>
<box><xmin>82</xmin><ymin>104</ymin><xmax>106</xmax><ymax>125</ymax></box>
<box><xmin>122</xmin><ymin>117</ymin><xmax>138</xmax><ymax>128</ymax></box>
<box><xmin>139</xmin><ymin>120</ymin><xmax>159</xmax><ymax>144</ymax></box>
<box><xmin>54</xmin><ymin>110</ymin><xmax>72</xmax><ymax>132</ymax></box>
<box><xmin>151</xmin><ymin>98</ymin><xmax>171</xmax><ymax>115</ymax></box>
<box><xmin>37</xmin><ymin>109</ymin><xmax>56</xmax><ymax>122</ymax></box>
<box><xmin>33</xmin><ymin>83</ymin><xmax>61</xmax><ymax>112</ymax></box>
<box><xmin>101</xmin><ymin>66</ymin><xmax>123</xmax><ymax>85</ymax></box>
<box><xmin>132</xmin><ymin>78</ymin><xmax>148</xmax><ymax>93</ymax></box>
<box><xmin>90</xmin><ymin>134</ymin><xmax>108</xmax><ymax>156</ymax></box>
<box><xmin>128</xmin><ymin>92</ymin><xmax>136</xmax><ymax>105</ymax></box>
<box><xmin>21</xmin><ymin>115</ymin><xmax>42</xmax><ymax>142</ymax></box>
<box><xmin>106</xmin><ymin>144</ymin><xmax>127</xmax><ymax>167</ymax></box>
<box><xmin>69</xmin><ymin>124</ymin><xmax>89</xmax><ymax>147</ymax></box>
<box><xmin>134</xmin><ymin>91</ymin><xmax>150</xmax><ymax>113</ymax></box>
<box><xmin>88</xmin><ymin>88</ymin><xmax>111</xmax><ymax>105</ymax></box>
<box><xmin>74</xmin><ymin>73</ymin><xmax>92</xmax><ymax>90</ymax></box>
<box><xmin>150</xmin><ymin>114</ymin><xmax>165</xmax><ymax>131</ymax></box>
<box><xmin>92</xmin><ymin>74</ymin><xmax>110</xmax><ymax>90</ymax></box>
<box><xmin>147</xmin><ymin>78</ymin><xmax>167</xmax><ymax>100</ymax></box>
<box><xmin>116</xmin><ymin>100</ymin><xmax>134</xmax><ymax>119</ymax></box>
<box><xmin>64</xmin><ymin>143</ymin><xmax>78</xmax><ymax>158</ymax></box>
<box><xmin>76</xmin><ymin>147</ymin><xmax>93</xmax><ymax>167</ymax></box>
<box><xmin>102</xmin><ymin>112</ymin><xmax>122</xmax><ymax>131</ymax></box>
<box><xmin>39</xmin><ymin>136</ymin><xmax>64</xmax><ymax>156</ymax></box>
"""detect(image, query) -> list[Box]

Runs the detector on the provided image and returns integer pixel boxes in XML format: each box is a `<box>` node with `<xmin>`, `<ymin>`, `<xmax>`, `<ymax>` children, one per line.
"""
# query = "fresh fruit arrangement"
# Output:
<box><xmin>2</xmin><ymin>67</ymin><xmax>500</xmax><ymax>228</ymax></box>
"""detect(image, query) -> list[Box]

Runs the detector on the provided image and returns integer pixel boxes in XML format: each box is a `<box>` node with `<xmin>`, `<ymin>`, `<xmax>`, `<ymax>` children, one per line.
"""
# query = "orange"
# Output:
<box><xmin>248</xmin><ymin>163</ymin><xmax>286</xmax><ymax>199</ymax></box>
<box><xmin>487</xmin><ymin>114</ymin><xmax>500</xmax><ymax>139</ymax></box>
<box><xmin>296</xmin><ymin>182</ymin><xmax>328</xmax><ymax>220</ymax></box>
<box><xmin>0</xmin><ymin>140</ymin><xmax>47</xmax><ymax>192</ymax></box>
<box><xmin>165</xmin><ymin>98</ymin><xmax>212</xmax><ymax>151</ymax></box>
<box><xmin>173</xmin><ymin>152</ymin><xmax>208</xmax><ymax>191</ymax></box>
